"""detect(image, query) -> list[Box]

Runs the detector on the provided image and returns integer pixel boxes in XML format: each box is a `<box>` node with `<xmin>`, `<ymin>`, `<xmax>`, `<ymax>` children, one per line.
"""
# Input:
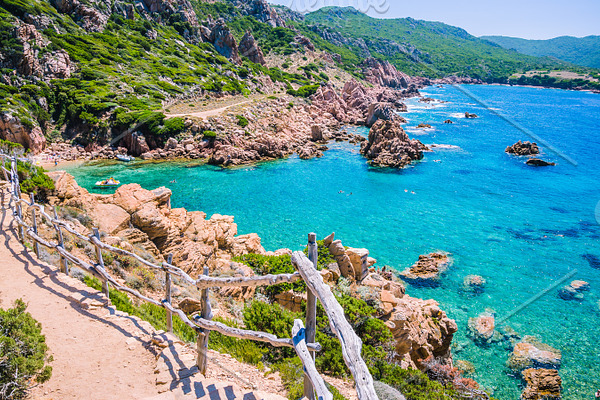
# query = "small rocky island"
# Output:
<box><xmin>506</xmin><ymin>140</ymin><xmax>540</xmax><ymax>156</ymax></box>
<box><xmin>526</xmin><ymin>158</ymin><xmax>556</xmax><ymax>167</ymax></box>
<box><xmin>360</xmin><ymin>120</ymin><xmax>429</xmax><ymax>168</ymax></box>
<box><xmin>400</xmin><ymin>252</ymin><xmax>451</xmax><ymax>284</ymax></box>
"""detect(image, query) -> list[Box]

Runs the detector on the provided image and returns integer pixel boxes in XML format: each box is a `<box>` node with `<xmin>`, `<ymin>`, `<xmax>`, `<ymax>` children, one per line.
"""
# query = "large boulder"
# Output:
<box><xmin>345</xmin><ymin>247</ymin><xmax>371</xmax><ymax>281</ymax></box>
<box><xmin>111</xmin><ymin>183</ymin><xmax>171</xmax><ymax>214</ymax></box>
<box><xmin>208</xmin><ymin>19</ymin><xmax>241</xmax><ymax>64</ymax></box>
<box><xmin>506</xmin><ymin>140</ymin><xmax>539</xmax><ymax>156</ymax></box>
<box><xmin>131</xmin><ymin>202</ymin><xmax>175</xmax><ymax>248</ymax></box>
<box><xmin>400</xmin><ymin>252</ymin><xmax>451</xmax><ymax>285</ymax></box>
<box><xmin>385</xmin><ymin>295</ymin><xmax>458</xmax><ymax>370</ymax></box>
<box><xmin>526</xmin><ymin>158</ymin><xmax>556</xmax><ymax>167</ymax></box>
<box><xmin>0</xmin><ymin>113</ymin><xmax>46</xmax><ymax>154</ymax></box>
<box><xmin>238</xmin><ymin>31</ymin><xmax>266</xmax><ymax>66</ymax></box>
<box><xmin>365</xmin><ymin>102</ymin><xmax>397</xmax><ymax>127</ymax></box>
<box><xmin>87</xmin><ymin>203</ymin><xmax>130</xmax><ymax>234</ymax></box>
<box><xmin>508</xmin><ymin>336</ymin><xmax>562</xmax><ymax>371</ymax></box>
<box><xmin>360</xmin><ymin>120</ymin><xmax>428</xmax><ymax>169</ymax></box>
<box><xmin>467</xmin><ymin>311</ymin><xmax>498</xmax><ymax>344</ymax></box>
<box><xmin>521</xmin><ymin>369</ymin><xmax>562</xmax><ymax>400</ymax></box>
<box><xmin>48</xmin><ymin>171</ymin><xmax>88</xmax><ymax>200</ymax></box>
<box><xmin>328</xmin><ymin>239</ymin><xmax>355</xmax><ymax>280</ymax></box>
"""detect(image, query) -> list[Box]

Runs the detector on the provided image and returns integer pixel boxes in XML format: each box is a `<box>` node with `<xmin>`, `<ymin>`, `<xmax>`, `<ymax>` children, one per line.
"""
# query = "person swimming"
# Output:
<box><xmin>170</xmin><ymin>179</ymin><xmax>177</xmax><ymax>184</ymax></box>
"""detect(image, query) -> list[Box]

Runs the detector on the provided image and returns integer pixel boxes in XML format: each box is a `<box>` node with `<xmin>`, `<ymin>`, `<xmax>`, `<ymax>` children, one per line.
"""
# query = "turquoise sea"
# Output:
<box><xmin>64</xmin><ymin>85</ymin><xmax>600</xmax><ymax>399</ymax></box>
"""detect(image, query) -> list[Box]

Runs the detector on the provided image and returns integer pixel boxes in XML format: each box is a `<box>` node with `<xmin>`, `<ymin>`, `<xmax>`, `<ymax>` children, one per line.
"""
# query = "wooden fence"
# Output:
<box><xmin>0</xmin><ymin>154</ymin><xmax>378</xmax><ymax>400</ymax></box>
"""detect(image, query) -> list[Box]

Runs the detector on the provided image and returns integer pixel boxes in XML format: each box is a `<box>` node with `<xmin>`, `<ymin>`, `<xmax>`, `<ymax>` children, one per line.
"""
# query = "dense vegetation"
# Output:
<box><xmin>509</xmin><ymin>74</ymin><xmax>600</xmax><ymax>91</ymax></box>
<box><xmin>0</xmin><ymin>140</ymin><xmax>55</xmax><ymax>199</ymax></box>
<box><xmin>0</xmin><ymin>299</ymin><xmax>52</xmax><ymax>400</ymax></box>
<box><xmin>482</xmin><ymin>35</ymin><xmax>600</xmax><ymax>69</ymax></box>
<box><xmin>303</xmin><ymin>6</ymin><xmax>573</xmax><ymax>81</ymax></box>
<box><xmin>0</xmin><ymin>0</ymin><xmax>321</xmax><ymax>148</ymax></box>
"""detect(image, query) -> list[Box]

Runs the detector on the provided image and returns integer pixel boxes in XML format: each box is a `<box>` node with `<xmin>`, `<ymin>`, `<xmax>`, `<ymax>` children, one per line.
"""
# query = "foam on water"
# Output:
<box><xmin>64</xmin><ymin>85</ymin><xmax>600</xmax><ymax>399</ymax></box>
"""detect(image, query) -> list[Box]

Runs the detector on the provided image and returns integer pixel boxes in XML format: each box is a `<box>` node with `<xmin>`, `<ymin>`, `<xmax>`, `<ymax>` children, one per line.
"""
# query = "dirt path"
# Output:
<box><xmin>0</xmin><ymin>192</ymin><xmax>292</xmax><ymax>400</ymax></box>
<box><xmin>164</xmin><ymin>93</ymin><xmax>280</xmax><ymax>119</ymax></box>
<box><xmin>165</xmin><ymin>100</ymin><xmax>253</xmax><ymax>119</ymax></box>
<box><xmin>0</xmin><ymin>210</ymin><xmax>159</xmax><ymax>400</ymax></box>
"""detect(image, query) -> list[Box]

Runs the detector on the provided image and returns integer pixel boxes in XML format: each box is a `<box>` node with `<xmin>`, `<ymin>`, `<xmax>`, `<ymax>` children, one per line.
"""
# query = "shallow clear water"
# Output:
<box><xmin>64</xmin><ymin>85</ymin><xmax>600</xmax><ymax>399</ymax></box>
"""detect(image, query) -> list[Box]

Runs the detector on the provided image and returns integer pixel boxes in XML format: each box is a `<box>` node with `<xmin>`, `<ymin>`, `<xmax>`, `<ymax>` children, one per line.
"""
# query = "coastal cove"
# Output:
<box><xmin>62</xmin><ymin>85</ymin><xmax>600</xmax><ymax>399</ymax></box>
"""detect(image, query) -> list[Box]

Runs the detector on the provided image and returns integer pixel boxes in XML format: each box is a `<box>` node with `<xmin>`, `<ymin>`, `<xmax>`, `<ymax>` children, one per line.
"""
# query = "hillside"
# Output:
<box><xmin>302</xmin><ymin>6</ymin><xmax>568</xmax><ymax>80</ymax></box>
<box><xmin>481</xmin><ymin>35</ymin><xmax>600</xmax><ymax>69</ymax></box>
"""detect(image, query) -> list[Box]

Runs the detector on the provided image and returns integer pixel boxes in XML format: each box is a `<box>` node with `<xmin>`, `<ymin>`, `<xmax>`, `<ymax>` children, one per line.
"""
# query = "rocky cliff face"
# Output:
<box><xmin>227</xmin><ymin>0</ymin><xmax>286</xmax><ymax>28</ymax></box>
<box><xmin>238</xmin><ymin>32</ymin><xmax>266</xmax><ymax>66</ymax></box>
<box><xmin>0</xmin><ymin>113</ymin><xmax>46</xmax><ymax>154</ymax></box>
<box><xmin>6</xmin><ymin>22</ymin><xmax>73</xmax><ymax>81</ymax></box>
<box><xmin>201</xmin><ymin>18</ymin><xmax>241</xmax><ymax>64</ymax></box>
<box><xmin>361</xmin><ymin>120</ymin><xmax>428</xmax><ymax>168</ymax></box>
<box><xmin>51</xmin><ymin>0</ymin><xmax>111</xmax><ymax>32</ymax></box>
<box><xmin>361</xmin><ymin>57</ymin><xmax>411</xmax><ymax>89</ymax></box>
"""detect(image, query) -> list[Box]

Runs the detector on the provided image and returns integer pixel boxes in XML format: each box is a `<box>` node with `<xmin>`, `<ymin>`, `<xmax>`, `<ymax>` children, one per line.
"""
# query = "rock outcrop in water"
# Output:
<box><xmin>506</xmin><ymin>140</ymin><xmax>540</xmax><ymax>156</ymax></box>
<box><xmin>558</xmin><ymin>280</ymin><xmax>589</xmax><ymax>300</ymax></box>
<box><xmin>468</xmin><ymin>312</ymin><xmax>498</xmax><ymax>344</ymax></box>
<box><xmin>462</xmin><ymin>274</ymin><xmax>486</xmax><ymax>294</ymax></box>
<box><xmin>400</xmin><ymin>252</ymin><xmax>450</xmax><ymax>284</ymax></box>
<box><xmin>360</xmin><ymin>120</ymin><xmax>428</xmax><ymax>169</ymax></box>
<box><xmin>508</xmin><ymin>336</ymin><xmax>562</xmax><ymax>371</ymax></box>
<box><xmin>521</xmin><ymin>368</ymin><xmax>562</xmax><ymax>400</ymax></box>
<box><xmin>526</xmin><ymin>158</ymin><xmax>555</xmax><ymax>167</ymax></box>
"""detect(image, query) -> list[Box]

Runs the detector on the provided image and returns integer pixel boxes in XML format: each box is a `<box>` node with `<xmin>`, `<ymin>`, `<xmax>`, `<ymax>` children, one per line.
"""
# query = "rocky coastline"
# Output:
<box><xmin>37</xmin><ymin>76</ymin><xmax>427</xmax><ymax>169</ymax></box>
<box><xmin>41</xmin><ymin>171</ymin><xmax>463</xmax><ymax>378</ymax></box>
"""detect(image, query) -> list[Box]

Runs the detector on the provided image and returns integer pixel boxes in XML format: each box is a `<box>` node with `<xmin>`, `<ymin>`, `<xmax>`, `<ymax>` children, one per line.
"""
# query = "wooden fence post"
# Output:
<box><xmin>53</xmin><ymin>207</ymin><xmax>69</xmax><ymax>274</ymax></box>
<box><xmin>164</xmin><ymin>253</ymin><xmax>173</xmax><ymax>333</ymax></box>
<box><xmin>197</xmin><ymin>265</ymin><xmax>212</xmax><ymax>375</ymax></box>
<box><xmin>304</xmin><ymin>232</ymin><xmax>318</xmax><ymax>400</ymax></box>
<box><xmin>29</xmin><ymin>193</ymin><xmax>40</xmax><ymax>257</ymax></box>
<box><xmin>11</xmin><ymin>157</ymin><xmax>24</xmax><ymax>244</ymax></box>
<box><xmin>93</xmin><ymin>228</ymin><xmax>110</xmax><ymax>300</ymax></box>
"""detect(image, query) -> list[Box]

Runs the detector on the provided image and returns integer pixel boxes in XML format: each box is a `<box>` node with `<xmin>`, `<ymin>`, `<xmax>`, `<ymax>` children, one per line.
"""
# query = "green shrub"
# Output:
<box><xmin>0</xmin><ymin>299</ymin><xmax>52</xmax><ymax>399</ymax></box>
<box><xmin>2</xmin><ymin>159</ymin><xmax>55</xmax><ymax>201</ymax></box>
<box><xmin>202</xmin><ymin>130</ymin><xmax>217</xmax><ymax>139</ymax></box>
<box><xmin>209</xmin><ymin>317</ymin><xmax>267</xmax><ymax>364</ymax></box>
<box><xmin>235</xmin><ymin>115</ymin><xmax>249</xmax><ymax>127</ymax></box>
<box><xmin>233</xmin><ymin>254</ymin><xmax>305</xmax><ymax>296</ymax></box>
<box><xmin>287</xmin><ymin>84</ymin><xmax>320</xmax><ymax>98</ymax></box>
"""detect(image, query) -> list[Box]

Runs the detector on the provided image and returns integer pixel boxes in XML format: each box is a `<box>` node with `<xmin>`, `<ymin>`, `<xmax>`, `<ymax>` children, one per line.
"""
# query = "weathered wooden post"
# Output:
<box><xmin>304</xmin><ymin>232</ymin><xmax>318</xmax><ymax>400</ymax></box>
<box><xmin>53</xmin><ymin>207</ymin><xmax>69</xmax><ymax>274</ymax></box>
<box><xmin>92</xmin><ymin>228</ymin><xmax>110</xmax><ymax>299</ymax></box>
<box><xmin>29</xmin><ymin>193</ymin><xmax>40</xmax><ymax>257</ymax></box>
<box><xmin>164</xmin><ymin>253</ymin><xmax>173</xmax><ymax>333</ymax></box>
<box><xmin>11</xmin><ymin>157</ymin><xmax>24</xmax><ymax>244</ymax></box>
<box><xmin>197</xmin><ymin>265</ymin><xmax>212</xmax><ymax>375</ymax></box>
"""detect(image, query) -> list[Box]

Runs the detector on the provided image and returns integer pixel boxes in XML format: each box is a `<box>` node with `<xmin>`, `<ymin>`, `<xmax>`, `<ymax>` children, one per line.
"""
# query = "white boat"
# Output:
<box><xmin>95</xmin><ymin>177</ymin><xmax>120</xmax><ymax>187</ymax></box>
<box><xmin>116</xmin><ymin>154</ymin><xmax>134</xmax><ymax>162</ymax></box>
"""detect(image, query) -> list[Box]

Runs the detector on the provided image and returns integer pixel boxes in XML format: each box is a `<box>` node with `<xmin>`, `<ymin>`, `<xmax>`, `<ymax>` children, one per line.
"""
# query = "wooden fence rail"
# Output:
<box><xmin>0</xmin><ymin>154</ymin><xmax>378</xmax><ymax>400</ymax></box>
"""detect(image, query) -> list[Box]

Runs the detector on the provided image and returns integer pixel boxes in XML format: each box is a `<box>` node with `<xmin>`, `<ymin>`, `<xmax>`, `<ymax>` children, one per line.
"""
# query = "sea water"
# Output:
<box><xmin>64</xmin><ymin>85</ymin><xmax>600</xmax><ymax>399</ymax></box>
